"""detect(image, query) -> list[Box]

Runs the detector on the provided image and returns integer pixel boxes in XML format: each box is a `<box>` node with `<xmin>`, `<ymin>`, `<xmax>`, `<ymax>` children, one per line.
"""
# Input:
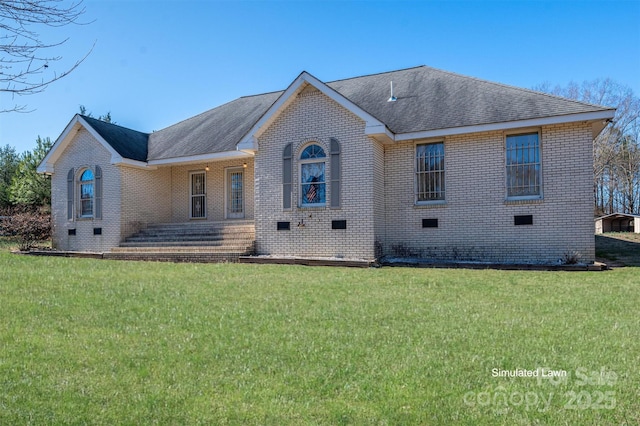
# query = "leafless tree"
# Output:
<box><xmin>534</xmin><ymin>79</ymin><xmax>640</xmax><ymax>215</ymax></box>
<box><xmin>1</xmin><ymin>0</ymin><xmax>92</xmax><ymax>112</ymax></box>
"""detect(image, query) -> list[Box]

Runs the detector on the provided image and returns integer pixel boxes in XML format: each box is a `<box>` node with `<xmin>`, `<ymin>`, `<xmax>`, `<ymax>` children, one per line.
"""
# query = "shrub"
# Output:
<box><xmin>0</xmin><ymin>208</ymin><xmax>51</xmax><ymax>250</ymax></box>
<box><xmin>562</xmin><ymin>250</ymin><xmax>582</xmax><ymax>265</ymax></box>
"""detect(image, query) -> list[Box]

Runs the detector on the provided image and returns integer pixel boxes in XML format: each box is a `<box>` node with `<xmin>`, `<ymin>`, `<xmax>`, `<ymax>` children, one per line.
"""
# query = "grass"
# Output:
<box><xmin>1</xmin><ymin>239</ymin><xmax>639</xmax><ymax>425</ymax></box>
<box><xmin>596</xmin><ymin>232</ymin><xmax>640</xmax><ymax>266</ymax></box>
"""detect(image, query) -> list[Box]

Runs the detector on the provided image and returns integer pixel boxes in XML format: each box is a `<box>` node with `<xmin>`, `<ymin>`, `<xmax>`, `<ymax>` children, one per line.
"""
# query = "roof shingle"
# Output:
<box><xmin>80</xmin><ymin>66</ymin><xmax>614</xmax><ymax>162</ymax></box>
<box><xmin>81</xmin><ymin>115</ymin><xmax>148</xmax><ymax>162</ymax></box>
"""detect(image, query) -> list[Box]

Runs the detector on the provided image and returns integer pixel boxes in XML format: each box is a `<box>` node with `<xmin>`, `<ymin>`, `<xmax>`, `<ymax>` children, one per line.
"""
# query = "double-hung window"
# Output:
<box><xmin>300</xmin><ymin>144</ymin><xmax>326</xmax><ymax>206</ymax></box>
<box><xmin>506</xmin><ymin>132</ymin><xmax>541</xmax><ymax>198</ymax></box>
<box><xmin>416</xmin><ymin>142</ymin><xmax>445</xmax><ymax>202</ymax></box>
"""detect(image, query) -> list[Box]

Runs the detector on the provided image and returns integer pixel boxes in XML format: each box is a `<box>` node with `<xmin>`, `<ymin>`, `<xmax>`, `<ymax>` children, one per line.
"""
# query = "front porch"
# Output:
<box><xmin>106</xmin><ymin>220</ymin><xmax>255</xmax><ymax>262</ymax></box>
<box><xmin>119</xmin><ymin>156</ymin><xmax>255</xmax><ymax>244</ymax></box>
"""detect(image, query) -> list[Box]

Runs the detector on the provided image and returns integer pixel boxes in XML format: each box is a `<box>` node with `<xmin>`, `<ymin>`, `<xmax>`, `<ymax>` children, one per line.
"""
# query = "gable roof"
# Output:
<box><xmin>40</xmin><ymin>66</ymin><xmax>616</xmax><ymax>170</ymax></box>
<box><xmin>237</xmin><ymin>71</ymin><xmax>393</xmax><ymax>151</ymax></box>
<box><xmin>38</xmin><ymin>115</ymin><xmax>150</xmax><ymax>174</ymax></box>
<box><xmin>80</xmin><ymin>115</ymin><xmax>148</xmax><ymax>162</ymax></box>
<box><xmin>595</xmin><ymin>212</ymin><xmax>640</xmax><ymax>221</ymax></box>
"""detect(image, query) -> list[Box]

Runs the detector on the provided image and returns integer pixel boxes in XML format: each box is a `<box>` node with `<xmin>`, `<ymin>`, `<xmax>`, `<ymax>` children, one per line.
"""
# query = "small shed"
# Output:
<box><xmin>595</xmin><ymin>213</ymin><xmax>640</xmax><ymax>234</ymax></box>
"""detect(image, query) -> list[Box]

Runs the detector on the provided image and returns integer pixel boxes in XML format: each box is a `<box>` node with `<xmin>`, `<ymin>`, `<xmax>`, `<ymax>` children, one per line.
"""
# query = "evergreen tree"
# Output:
<box><xmin>79</xmin><ymin>105</ymin><xmax>114</xmax><ymax>123</ymax></box>
<box><xmin>0</xmin><ymin>144</ymin><xmax>20</xmax><ymax>208</ymax></box>
<box><xmin>9</xmin><ymin>137</ymin><xmax>53</xmax><ymax>208</ymax></box>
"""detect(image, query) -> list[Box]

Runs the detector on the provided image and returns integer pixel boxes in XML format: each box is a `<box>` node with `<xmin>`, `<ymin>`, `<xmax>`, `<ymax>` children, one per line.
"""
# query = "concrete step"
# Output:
<box><xmin>118</xmin><ymin>221</ymin><xmax>256</xmax><ymax>263</ymax></box>
<box><xmin>124</xmin><ymin>234</ymin><xmax>254</xmax><ymax>243</ymax></box>
<box><xmin>145</xmin><ymin>221</ymin><xmax>253</xmax><ymax>230</ymax></box>
<box><xmin>111</xmin><ymin>245</ymin><xmax>254</xmax><ymax>253</ymax></box>
<box><xmin>104</xmin><ymin>252</ymin><xmax>247</xmax><ymax>263</ymax></box>
<box><xmin>133</xmin><ymin>227</ymin><xmax>254</xmax><ymax>235</ymax></box>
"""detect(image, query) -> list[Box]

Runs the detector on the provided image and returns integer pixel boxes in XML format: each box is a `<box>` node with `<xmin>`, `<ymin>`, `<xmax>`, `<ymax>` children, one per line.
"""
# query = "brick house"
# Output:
<box><xmin>38</xmin><ymin>66</ymin><xmax>615</xmax><ymax>264</ymax></box>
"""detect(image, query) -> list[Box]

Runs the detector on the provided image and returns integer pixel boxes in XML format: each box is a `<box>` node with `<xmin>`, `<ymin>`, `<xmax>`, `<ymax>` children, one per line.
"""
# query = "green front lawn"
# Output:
<box><xmin>1</xmin><ymin>245</ymin><xmax>638</xmax><ymax>425</ymax></box>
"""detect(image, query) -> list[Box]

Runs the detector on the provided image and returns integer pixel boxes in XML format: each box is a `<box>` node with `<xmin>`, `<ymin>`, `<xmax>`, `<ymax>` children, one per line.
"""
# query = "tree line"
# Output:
<box><xmin>534</xmin><ymin>79</ymin><xmax>640</xmax><ymax>216</ymax></box>
<box><xmin>0</xmin><ymin>137</ymin><xmax>52</xmax><ymax>210</ymax></box>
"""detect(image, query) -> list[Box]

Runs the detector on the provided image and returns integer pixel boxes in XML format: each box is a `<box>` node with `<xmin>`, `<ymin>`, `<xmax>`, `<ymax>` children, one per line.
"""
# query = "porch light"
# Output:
<box><xmin>205</xmin><ymin>164</ymin><xmax>210</xmax><ymax>171</ymax></box>
<box><xmin>243</xmin><ymin>162</ymin><xmax>247</xmax><ymax>168</ymax></box>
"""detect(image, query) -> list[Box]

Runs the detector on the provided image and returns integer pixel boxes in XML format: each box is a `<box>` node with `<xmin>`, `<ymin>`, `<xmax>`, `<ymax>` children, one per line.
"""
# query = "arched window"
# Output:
<box><xmin>300</xmin><ymin>144</ymin><xmax>326</xmax><ymax>206</ymax></box>
<box><xmin>79</xmin><ymin>169</ymin><xmax>94</xmax><ymax>217</ymax></box>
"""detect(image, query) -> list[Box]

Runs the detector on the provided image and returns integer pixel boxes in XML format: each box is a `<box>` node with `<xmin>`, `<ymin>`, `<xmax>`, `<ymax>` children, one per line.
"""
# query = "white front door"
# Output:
<box><xmin>190</xmin><ymin>171</ymin><xmax>206</xmax><ymax>219</ymax></box>
<box><xmin>226</xmin><ymin>168</ymin><xmax>244</xmax><ymax>219</ymax></box>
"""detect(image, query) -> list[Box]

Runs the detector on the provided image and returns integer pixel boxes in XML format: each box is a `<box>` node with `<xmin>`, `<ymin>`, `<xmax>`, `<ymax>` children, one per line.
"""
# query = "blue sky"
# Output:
<box><xmin>1</xmin><ymin>0</ymin><xmax>639</xmax><ymax>153</ymax></box>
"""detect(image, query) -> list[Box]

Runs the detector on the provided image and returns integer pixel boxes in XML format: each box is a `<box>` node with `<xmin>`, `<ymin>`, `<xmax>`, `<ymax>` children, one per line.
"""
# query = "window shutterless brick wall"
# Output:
<box><xmin>254</xmin><ymin>86</ymin><xmax>377</xmax><ymax>260</ymax></box>
<box><xmin>382</xmin><ymin>123</ymin><xmax>595</xmax><ymax>264</ymax></box>
<box><xmin>120</xmin><ymin>166</ymin><xmax>172</xmax><ymax>238</ymax></box>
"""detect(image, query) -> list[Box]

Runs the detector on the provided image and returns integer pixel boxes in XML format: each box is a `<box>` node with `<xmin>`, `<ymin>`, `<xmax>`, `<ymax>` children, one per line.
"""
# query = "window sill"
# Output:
<box><xmin>504</xmin><ymin>197</ymin><xmax>543</xmax><ymax>205</ymax></box>
<box><xmin>414</xmin><ymin>200</ymin><xmax>447</xmax><ymax>209</ymax></box>
<box><xmin>298</xmin><ymin>204</ymin><xmax>326</xmax><ymax>210</ymax></box>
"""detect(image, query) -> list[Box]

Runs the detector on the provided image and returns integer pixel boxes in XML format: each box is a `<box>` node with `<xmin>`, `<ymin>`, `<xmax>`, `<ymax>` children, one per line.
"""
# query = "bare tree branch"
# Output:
<box><xmin>0</xmin><ymin>0</ymin><xmax>93</xmax><ymax>112</ymax></box>
<box><xmin>534</xmin><ymin>79</ymin><xmax>640</xmax><ymax>215</ymax></box>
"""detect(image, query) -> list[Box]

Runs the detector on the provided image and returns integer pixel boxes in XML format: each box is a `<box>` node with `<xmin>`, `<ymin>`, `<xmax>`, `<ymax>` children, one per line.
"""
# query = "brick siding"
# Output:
<box><xmin>50</xmin><ymin>129</ymin><xmax>122</xmax><ymax>252</ymax></box>
<box><xmin>51</xmin><ymin>97</ymin><xmax>595</xmax><ymax>264</ymax></box>
<box><xmin>254</xmin><ymin>86</ymin><xmax>377</xmax><ymax>260</ymax></box>
<box><xmin>168</xmin><ymin>159</ymin><xmax>254</xmax><ymax>223</ymax></box>
<box><xmin>120</xmin><ymin>166</ymin><xmax>172</xmax><ymax>237</ymax></box>
<box><xmin>382</xmin><ymin>123</ymin><xmax>595</xmax><ymax>264</ymax></box>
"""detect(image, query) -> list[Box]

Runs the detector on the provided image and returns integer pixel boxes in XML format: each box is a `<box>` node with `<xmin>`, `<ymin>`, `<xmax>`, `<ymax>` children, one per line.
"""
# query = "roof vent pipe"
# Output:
<box><xmin>388</xmin><ymin>81</ymin><xmax>397</xmax><ymax>102</ymax></box>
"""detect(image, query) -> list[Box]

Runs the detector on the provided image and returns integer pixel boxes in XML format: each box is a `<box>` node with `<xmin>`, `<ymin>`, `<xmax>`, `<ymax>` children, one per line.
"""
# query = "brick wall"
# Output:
<box><xmin>50</xmin><ymin>129</ymin><xmax>122</xmax><ymax>252</ymax></box>
<box><xmin>254</xmin><ymin>85</ymin><xmax>376</xmax><ymax>260</ymax></box>
<box><xmin>49</xmin><ymin>103</ymin><xmax>595</xmax><ymax>264</ymax></box>
<box><xmin>120</xmin><ymin>166</ymin><xmax>172</xmax><ymax>237</ymax></box>
<box><xmin>382</xmin><ymin>123</ymin><xmax>595</xmax><ymax>264</ymax></box>
<box><xmin>372</xmin><ymin>139</ymin><xmax>386</xmax><ymax>256</ymax></box>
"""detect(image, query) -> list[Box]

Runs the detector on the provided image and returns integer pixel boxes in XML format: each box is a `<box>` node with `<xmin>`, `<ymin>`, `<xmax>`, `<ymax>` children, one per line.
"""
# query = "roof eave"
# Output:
<box><xmin>117</xmin><ymin>158</ymin><xmax>157</xmax><ymax>170</ymax></box>
<box><xmin>595</xmin><ymin>212</ymin><xmax>640</xmax><ymax>221</ymax></box>
<box><xmin>148</xmin><ymin>150</ymin><xmax>253</xmax><ymax>167</ymax></box>
<box><xmin>37</xmin><ymin>114</ymin><xmax>83</xmax><ymax>175</ymax></box>
<box><xmin>394</xmin><ymin>109</ymin><xmax>616</xmax><ymax>142</ymax></box>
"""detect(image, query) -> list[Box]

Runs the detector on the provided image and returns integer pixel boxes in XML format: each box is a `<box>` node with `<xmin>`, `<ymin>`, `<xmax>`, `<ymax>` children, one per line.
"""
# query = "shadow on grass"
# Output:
<box><xmin>595</xmin><ymin>233</ymin><xmax>640</xmax><ymax>267</ymax></box>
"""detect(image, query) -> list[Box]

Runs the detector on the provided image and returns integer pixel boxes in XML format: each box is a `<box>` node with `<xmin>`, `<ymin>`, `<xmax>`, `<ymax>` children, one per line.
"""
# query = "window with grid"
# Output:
<box><xmin>300</xmin><ymin>144</ymin><xmax>326</xmax><ymax>206</ymax></box>
<box><xmin>190</xmin><ymin>171</ymin><xmax>206</xmax><ymax>218</ymax></box>
<box><xmin>79</xmin><ymin>169</ymin><xmax>94</xmax><ymax>217</ymax></box>
<box><xmin>506</xmin><ymin>132</ymin><xmax>541</xmax><ymax>198</ymax></box>
<box><xmin>416</xmin><ymin>142</ymin><xmax>445</xmax><ymax>202</ymax></box>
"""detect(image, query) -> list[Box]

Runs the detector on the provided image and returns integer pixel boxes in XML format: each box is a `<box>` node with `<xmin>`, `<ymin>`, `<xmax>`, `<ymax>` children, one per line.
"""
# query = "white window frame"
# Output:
<box><xmin>224</xmin><ymin>166</ymin><xmax>245</xmax><ymax>219</ymax></box>
<box><xmin>78</xmin><ymin>167</ymin><xmax>94</xmax><ymax>218</ymax></box>
<box><xmin>299</xmin><ymin>143</ymin><xmax>327</xmax><ymax>208</ymax></box>
<box><xmin>505</xmin><ymin>130</ymin><xmax>543</xmax><ymax>200</ymax></box>
<box><xmin>415</xmin><ymin>141</ymin><xmax>446</xmax><ymax>204</ymax></box>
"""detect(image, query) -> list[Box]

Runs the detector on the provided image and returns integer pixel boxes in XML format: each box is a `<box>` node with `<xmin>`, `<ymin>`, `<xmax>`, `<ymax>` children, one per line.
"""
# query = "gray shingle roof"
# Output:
<box><xmin>147</xmin><ymin>91</ymin><xmax>282</xmax><ymax>161</ymax></box>
<box><xmin>81</xmin><ymin>115</ymin><xmax>148</xmax><ymax>162</ymax></box>
<box><xmin>326</xmin><ymin>66</ymin><xmax>612</xmax><ymax>133</ymax></box>
<box><xmin>81</xmin><ymin>66</ymin><xmax>614</xmax><ymax>162</ymax></box>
